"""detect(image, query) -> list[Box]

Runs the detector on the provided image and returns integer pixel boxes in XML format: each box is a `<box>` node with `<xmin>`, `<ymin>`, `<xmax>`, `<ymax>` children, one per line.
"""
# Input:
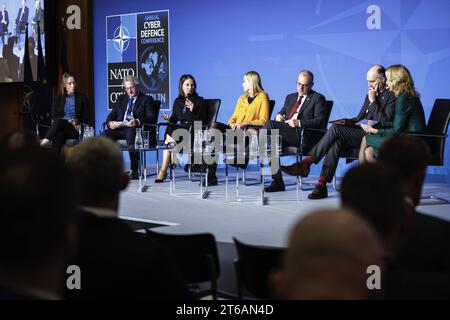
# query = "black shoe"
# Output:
<box><xmin>280</xmin><ymin>162</ymin><xmax>310</xmax><ymax>177</ymax></box>
<box><xmin>154</xmin><ymin>172</ymin><xmax>167</xmax><ymax>183</ymax></box>
<box><xmin>264</xmin><ymin>181</ymin><xmax>285</xmax><ymax>192</ymax></box>
<box><xmin>308</xmin><ymin>184</ymin><xmax>328</xmax><ymax>199</ymax></box>
<box><xmin>130</xmin><ymin>170</ymin><xmax>139</xmax><ymax>180</ymax></box>
<box><xmin>202</xmin><ymin>174</ymin><xmax>218</xmax><ymax>187</ymax></box>
<box><xmin>184</xmin><ymin>164</ymin><xmax>203</xmax><ymax>173</ymax></box>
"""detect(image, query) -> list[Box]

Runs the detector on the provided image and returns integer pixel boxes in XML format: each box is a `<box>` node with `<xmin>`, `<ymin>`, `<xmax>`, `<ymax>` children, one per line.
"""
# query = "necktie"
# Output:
<box><xmin>287</xmin><ymin>95</ymin><xmax>304</xmax><ymax>120</ymax></box>
<box><xmin>125</xmin><ymin>97</ymin><xmax>134</xmax><ymax>121</ymax></box>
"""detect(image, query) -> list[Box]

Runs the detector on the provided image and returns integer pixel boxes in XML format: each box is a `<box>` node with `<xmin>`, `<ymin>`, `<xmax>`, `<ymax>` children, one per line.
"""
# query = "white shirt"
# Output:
<box><xmin>123</xmin><ymin>96</ymin><xmax>137</xmax><ymax>122</ymax></box>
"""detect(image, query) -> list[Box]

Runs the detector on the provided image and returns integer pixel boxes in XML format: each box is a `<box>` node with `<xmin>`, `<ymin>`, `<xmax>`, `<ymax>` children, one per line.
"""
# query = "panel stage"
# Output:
<box><xmin>117</xmin><ymin>166</ymin><xmax>450</xmax><ymax>295</ymax></box>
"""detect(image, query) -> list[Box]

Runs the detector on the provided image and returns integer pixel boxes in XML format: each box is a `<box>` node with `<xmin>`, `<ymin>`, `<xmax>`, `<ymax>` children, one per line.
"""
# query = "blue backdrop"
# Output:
<box><xmin>93</xmin><ymin>0</ymin><xmax>450</xmax><ymax>182</ymax></box>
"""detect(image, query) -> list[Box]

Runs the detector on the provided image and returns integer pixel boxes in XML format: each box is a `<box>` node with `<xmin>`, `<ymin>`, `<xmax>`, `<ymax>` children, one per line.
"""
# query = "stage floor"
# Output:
<box><xmin>118</xmin><ymin>166</ymin><xmax>450</xmax><ymax>247</ymax></box>
<box><xmin>117</xmin><ymin>166</ymin><xmax>450</xmax><ymax>295</ymax></box>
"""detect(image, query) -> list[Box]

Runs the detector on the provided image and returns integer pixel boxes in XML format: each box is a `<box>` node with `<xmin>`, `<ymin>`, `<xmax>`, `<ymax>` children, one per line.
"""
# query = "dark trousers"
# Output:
<box><xmin>0</xmin><ymin>23</ymin><xmax>7</xmax><ymax>45</ymax></box>
<box><xmin>103</xmin><ymin>127</ymin><xmax>139</xmax><ymax>172</ymax></box>
<box><xmin>309</xmin><ymin>124</ymin><xmax>365</xmax><ymax>182</ymax></box>
<box><xmin>262</xmin><ymin>120</ymin><xmax>320</xmax><ymax>184</ymax></box>
<box><xmin>207</xmin><ymin>122</ymin><xmax>251</xmax><ymax>176</ymax></box>
<box><xmin>45</xmin><ymin>119</ymin><xmax>79</xmax><ymax>152</ymax></box>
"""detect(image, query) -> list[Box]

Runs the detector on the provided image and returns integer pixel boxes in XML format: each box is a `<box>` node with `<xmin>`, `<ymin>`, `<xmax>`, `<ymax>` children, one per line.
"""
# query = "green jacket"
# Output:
<box><xmin>366</xmin><ymin>92</ymin><xmax>426</xmax><ymax>151</ymax></box>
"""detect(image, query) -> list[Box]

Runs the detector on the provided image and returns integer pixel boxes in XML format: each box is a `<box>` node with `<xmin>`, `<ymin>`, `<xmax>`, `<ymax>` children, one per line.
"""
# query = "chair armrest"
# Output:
<box><xmin>100</xmin><ymin>122</ymin><xmax>109</xmax><ymax>134</ymax></box>
<box><xmin>407</xmin><ymin>132</ymin><xmax>447</xmax><ymax>139</ymax></box>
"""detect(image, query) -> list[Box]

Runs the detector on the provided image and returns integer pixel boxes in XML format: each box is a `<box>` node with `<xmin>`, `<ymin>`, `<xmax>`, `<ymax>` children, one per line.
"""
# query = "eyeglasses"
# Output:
<box><xmin>124</xmin><ymin>85</ymin><xmax>137</xmax><ymax>91</ymax></box>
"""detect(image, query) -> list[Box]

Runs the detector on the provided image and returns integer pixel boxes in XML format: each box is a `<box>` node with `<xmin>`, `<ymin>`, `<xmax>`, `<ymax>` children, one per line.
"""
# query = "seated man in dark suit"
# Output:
<box><xmin>263</xmin><ymin>70</ymin><xmax>328</xmax><ymax>192</ymax></box>
<box><xmin>66</xmin><ymin>137</ymin><xmax>192</xmax><ymax>299</ymax></box>
<box><xmin>14</xmin><ymin>0</ymin><xmax>29</xmax><ymax>49</ymax></box>
<box><xmin>0</xmin><ymin>147</ymin><xmax>76</xmax><ymax>300</ymax></box>
<box><xmin>103</xmin><ymin>75</ymin><xmax>158</xmax><ymax>179</ymax></box>
<box><xmin>0</xmin><ymin>3</ymin><xmax>9</xmax><ymax>46</ymax></box>
<box><xmin>281</xmin><ymin>64</ymin><xmax>396</xmax><ymax>199</ymax></box>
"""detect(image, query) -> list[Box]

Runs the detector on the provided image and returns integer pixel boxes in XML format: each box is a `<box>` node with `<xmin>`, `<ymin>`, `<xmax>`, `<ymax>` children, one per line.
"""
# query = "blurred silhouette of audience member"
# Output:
<box><xmin>2</xmin><ymin>37</ymin><xmax>19</xmax><ymax>81</ymax></box>
<box><xmin>378</xmin><ymin>135</ymin><xmax>450</xmax><ymax>299</ymax></box>
<box><xmin>0</xmin><ymin>57</ymin><xmax>12</xmax><ymax>82</ymax></box>
<box><xmin>19</xmin><ymin>36</ymin><xmax>37</xmax><ymax>81</ymax></box>
<box><xmin>0</xmin><ymin>129</ymin><xmax>39</xmax><ymax>153</ymax></box>
<box><xmin>341</xmin><ymin>163</ymin><xmax>409</xmax><ymax>257</ymax></box>
<box><xmin>0</xmin><ymin>148</ymin><xmax>77</xmax><ymax>299</ymax></box>
<box><xmin>272</xmin><ymin>208</ymin><xmax>382</xmax><ymax>300</ymax></box>
<box><xmin>65</xmin><ymin>137</ymin><xmax>192</xmax><ymax>299</ymax></box>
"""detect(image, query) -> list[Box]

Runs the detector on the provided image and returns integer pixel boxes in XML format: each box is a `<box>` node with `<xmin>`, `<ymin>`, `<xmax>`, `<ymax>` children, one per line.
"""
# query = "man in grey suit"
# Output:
<box><xmin>263</xmin><ymin>70</ymin><xmax>328</xmax><ymax>192</ymax></box>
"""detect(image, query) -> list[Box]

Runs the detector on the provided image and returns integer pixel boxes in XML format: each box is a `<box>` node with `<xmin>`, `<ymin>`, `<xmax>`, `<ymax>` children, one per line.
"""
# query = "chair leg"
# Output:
<box><xmin>333</xmin><ymin>175</ymin><xmax>338</xmax><ymax>191</ymax></box>
<box><xmin>234</xmin><ymin>260</ymin><xmax>243</xmax><ymax>300</ymax></box>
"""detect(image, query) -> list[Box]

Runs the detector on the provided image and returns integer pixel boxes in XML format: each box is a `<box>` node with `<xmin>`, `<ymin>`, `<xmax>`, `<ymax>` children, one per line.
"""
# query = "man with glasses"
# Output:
<box><xmin>103</xmin><ymin>76</ymin><xmax>158</xmax><ymax>179</ymax></box>
<box><xmin>281</xmin><ymin>65</ymin><xmax>396</xmax><ymax>199</ymax></box>
<box><xmin>263</xmin><ymin>70</ymin><xmax>328</xmax><ymax>192</ymax></box>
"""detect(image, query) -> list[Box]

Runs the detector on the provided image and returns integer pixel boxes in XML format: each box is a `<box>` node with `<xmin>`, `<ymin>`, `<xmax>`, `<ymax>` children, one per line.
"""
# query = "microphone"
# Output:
<box><xmin>184</xmin><ymin>94</ymin><xmax>192</xmax><ymax>113</ymax></box>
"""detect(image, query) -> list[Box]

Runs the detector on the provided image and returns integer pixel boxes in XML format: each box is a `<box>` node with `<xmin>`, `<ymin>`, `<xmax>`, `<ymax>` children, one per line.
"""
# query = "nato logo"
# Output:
<box><xmin>113</xmin><ymin>24</ymin><xmax>131</xmax><ymax>55</ymax></box>
<box><xmin>107</xmin><ymin>15</ymin><xmax>136</xmax><ymax>63</ymax></box>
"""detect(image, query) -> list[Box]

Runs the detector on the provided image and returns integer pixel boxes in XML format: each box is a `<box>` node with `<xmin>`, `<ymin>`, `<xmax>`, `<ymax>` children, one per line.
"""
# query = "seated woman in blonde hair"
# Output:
<box><xmin>206</xmin><ymin>70</ymin><xmax>270</xmax><ymax>185</ymax></box>
<box><xmin>359</xmin><ymin>64</ymin><xmax>426</xmax><ymax>162</ymax></box>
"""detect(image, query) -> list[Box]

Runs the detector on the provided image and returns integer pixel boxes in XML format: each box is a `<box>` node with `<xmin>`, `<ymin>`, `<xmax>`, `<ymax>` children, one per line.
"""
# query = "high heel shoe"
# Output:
<box><xmin>154</xmin><ymin>172</ymin><xmax>167</xmax><ymax>183</ymax></box>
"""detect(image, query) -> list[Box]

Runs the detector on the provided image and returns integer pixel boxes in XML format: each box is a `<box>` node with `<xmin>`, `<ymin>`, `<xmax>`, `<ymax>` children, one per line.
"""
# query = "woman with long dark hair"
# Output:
<box><xmin>154</xmin><ymin>74</ymin><xmax>207</xmax><ymax>182</ymax></box>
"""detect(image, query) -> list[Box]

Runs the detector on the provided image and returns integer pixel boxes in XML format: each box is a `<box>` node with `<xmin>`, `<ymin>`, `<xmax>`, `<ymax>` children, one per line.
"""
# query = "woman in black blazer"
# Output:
<box><xmin>154</xmin><ymin>74</ymin><xmax>207</xmax><ymax>182</ymax></box>
<box><xmin>40</xmin><ymin>73</ymin><xmax>90</xmax><ymax>151</ymax></box>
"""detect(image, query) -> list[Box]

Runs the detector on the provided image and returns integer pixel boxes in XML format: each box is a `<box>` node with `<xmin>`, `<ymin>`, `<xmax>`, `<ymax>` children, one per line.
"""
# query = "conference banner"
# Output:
<box><xmin>106</xmin><ymin>10</ymin><xmax>170</xmax><ymax>110</ymax></box>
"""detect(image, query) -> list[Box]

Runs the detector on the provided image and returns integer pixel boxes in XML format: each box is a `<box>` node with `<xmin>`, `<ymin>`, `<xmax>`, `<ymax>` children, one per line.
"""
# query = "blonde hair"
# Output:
<box><xmin>386</xmin><ymin>65</ymin><xmax>419</xmax><ymax>98</ymax></box>
<box><xmin>244</xmin><ymin>71</ymin><xmax>264</xmax><ymax>96</ymax></box>
<box><xmin>61</xmin><ymin>72</ymin><xmax>76</xmax><ymax>94</ymax></box>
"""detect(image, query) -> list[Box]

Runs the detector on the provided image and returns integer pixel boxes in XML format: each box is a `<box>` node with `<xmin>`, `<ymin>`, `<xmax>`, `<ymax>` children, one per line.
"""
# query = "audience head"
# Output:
<box><xmin>61</xmin><ymin>72</ymin><xmax>77</xmax><ymax>95</ymax></box>
<box><xmin>274</xmin><ymin>208</ymin><xmax>382</xmax><ymax>300</ymax></box>
<box><xmin>0</xmin><ymin>148</ymin><xmax>76</xmax><ymax>296</ymax></box>
<box><xmin>178</xmin><ymin>74</ymin><xmax>197</xmax><ymax>97</ymax></box>
<box><xmin>341</xmin><ymin>163</ymin><xmax>410</xmax><ymax>254</ymax></box>
<box><xmin>7</xmin><ymin>37</ymin><xmax>16</xmax><ymax>51</ymax></box>
<box><xmin>0</xmin><ymin>130</ymin><xmax>40</xmax><ymax>154</ymax></box>
<box><xmin>367</xmin><ymin>64</ymin><xmax>386</xmax><ymax>92</ymax></box>
<box><xmin>123</xmin><ymin>75</ymin><xmax>139</xmax><ymax>98</ymax></box>
<box><xmin>378</xmin><ymin>135</ymin><xmax>430</xmax><ymax>207</ymax></box>
<box><xmin>385</xmin><ymin>64</ymin><xmax>419</xmax><ymax>98</ymax></box>
<box><xmin>28</xmin><ymin>37</ymin><xmax>36</xmax><ymax>54</ymax></box>
<box><xmin>242</xmin><ymin>71</ymin><xmax>264</xmax><ymax>96</ymax></box>
<box><xmin>0</xmin><ymin>57</ymin><xmax>10</xmax><ymax>80</ymax></box>
<box><xmin>297</xmin><ymin>70</ymin><xmax>314</xmax><ymax>96</ymax></box>
<box><xmin>67</xmin><ymin>136</ymin><xmax>128</xmax><ymax>210</ymax></box>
